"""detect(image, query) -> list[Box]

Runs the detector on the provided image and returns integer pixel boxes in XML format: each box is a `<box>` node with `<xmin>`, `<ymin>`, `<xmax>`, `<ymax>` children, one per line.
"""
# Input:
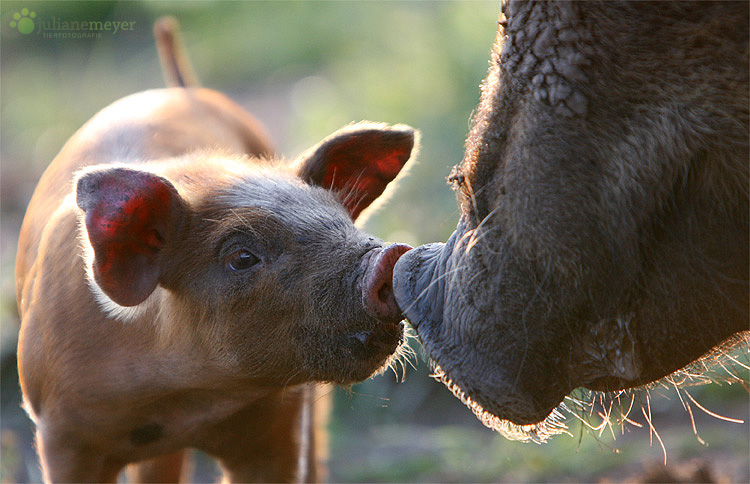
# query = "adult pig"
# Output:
<box><xmin>394</xmin><ymin>1</ymin><xmax>748</xmax><ymax>435</ymax></box>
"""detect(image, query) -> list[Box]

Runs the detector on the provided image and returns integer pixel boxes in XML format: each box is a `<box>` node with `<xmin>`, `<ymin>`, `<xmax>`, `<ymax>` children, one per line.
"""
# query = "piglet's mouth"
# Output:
<box><xmin>330</xmin><ymin>242</ymin><xmax>411</xmax><ymax>383</ymax></box>
<box><xmin>350</xmin><ymin>320</ymin><xmax>404</xmax><ymax>349</ymax></box>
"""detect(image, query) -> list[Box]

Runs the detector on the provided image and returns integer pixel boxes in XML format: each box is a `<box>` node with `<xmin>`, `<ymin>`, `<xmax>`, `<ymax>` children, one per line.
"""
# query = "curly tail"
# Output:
<box><xmin>153</xmin><ymin>16</ymin><xmax>199</xmax><ymax>88</ymax></box>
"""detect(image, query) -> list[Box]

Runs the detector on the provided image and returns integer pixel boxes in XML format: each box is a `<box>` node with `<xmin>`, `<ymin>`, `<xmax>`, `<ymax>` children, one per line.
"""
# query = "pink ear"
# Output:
<box><xmin>76</xmin><ymin>167</ymin><xmax>186</xmax><ymax>307</ymax></box>
<box><xmin>295</xmin><ymin>124</ymin><xmax>416</xmax><ymax>220</ymax></box>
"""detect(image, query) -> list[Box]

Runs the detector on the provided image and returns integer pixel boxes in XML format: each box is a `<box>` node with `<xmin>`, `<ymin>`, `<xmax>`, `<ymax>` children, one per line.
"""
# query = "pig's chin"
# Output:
<box><xmin>404</xmin><ymin>326</ymin><xmax>570</xmax><ymax>443</ymax></box>
<box><xmin>393</xmin><ymin>243</ymin><xmax>569</xmax><ymax>443</ymax></box>
<box><xmin>341</xmin><ymin>319</ymin><xmax>406</xmax><ymax>383</ymax></box>
<box><xmin>396</xmin><ymin>302</ymin><xmax>569</xmax><ymax>443</ymax></box>
<box><xmin>428</xmin><ymin>364</ymin><xmax>569</xmax><ymax>444</ymax></box>
<box><xmin>294</xmin><ymin>319</ymin><xmax>406</xmax><ymax>385</ymax></box>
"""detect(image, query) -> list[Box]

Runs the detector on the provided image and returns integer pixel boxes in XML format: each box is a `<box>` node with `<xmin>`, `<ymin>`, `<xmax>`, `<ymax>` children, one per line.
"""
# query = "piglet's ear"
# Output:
<box><xmin>76</xmin><ymin>167</ymin><xmax>187</xmax><ymax>307</ymax></box>
<box><xmin>294</xmin><ymin>123</ymin><xmax>416</xmax><ymax>220</ymax></box>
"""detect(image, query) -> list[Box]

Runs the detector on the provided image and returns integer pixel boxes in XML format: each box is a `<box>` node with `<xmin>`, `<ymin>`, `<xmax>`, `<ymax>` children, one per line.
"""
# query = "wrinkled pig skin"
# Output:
<box><xmin>394</xmin><ymin>1</ymin><xmax>749</xmax><ymax>426</ymax></box>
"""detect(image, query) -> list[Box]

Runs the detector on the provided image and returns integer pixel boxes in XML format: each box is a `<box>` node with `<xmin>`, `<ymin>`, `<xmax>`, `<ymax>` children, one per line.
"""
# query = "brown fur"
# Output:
<box><xmin>16</xmin><ymin>21</ymin><xmax>415</xmax><ymax>482</ymax></box>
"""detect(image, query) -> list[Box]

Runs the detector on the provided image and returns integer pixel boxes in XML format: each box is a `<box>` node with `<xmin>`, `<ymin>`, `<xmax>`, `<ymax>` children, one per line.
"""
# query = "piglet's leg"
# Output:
<box><xmin>126</xmin><ymin>450</ymin><xmax>189</xmax><ymax>483</ymax></box>
<box><xmin>198</xmin><ymin>386</ymin><xmax>317</xmax><ymax>483</ymax></box>
<box><xmin>37</xmin><ymin>427</ymin><xmax>124</xmax><ymax>483</ymax></box>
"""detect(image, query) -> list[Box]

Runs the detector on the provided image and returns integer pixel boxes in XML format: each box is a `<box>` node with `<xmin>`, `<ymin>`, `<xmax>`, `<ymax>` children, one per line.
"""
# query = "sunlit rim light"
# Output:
<box><xmin>426</xmin><ymin>331</ymin><xmax>749</xmax><ymax>447</ymax></box>
<box><xmin>428</xmin><ymin>361</ymin><xmax>571</xmax><ymax>444</ymax></box>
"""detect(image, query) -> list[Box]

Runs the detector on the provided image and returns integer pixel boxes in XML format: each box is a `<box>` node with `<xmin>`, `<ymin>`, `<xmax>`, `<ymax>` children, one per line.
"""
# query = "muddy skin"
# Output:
<box><xmin>394</xmin><ymin>1</ymin><xmax>749</xmax><ymax>433</ymax></box>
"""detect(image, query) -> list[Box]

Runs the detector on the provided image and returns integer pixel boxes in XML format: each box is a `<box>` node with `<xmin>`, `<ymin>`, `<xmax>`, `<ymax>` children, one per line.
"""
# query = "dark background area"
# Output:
<box><xmin>1</xmin><ymin>2</ymin><xmax>748</xmax><ymax>482</ymax></box>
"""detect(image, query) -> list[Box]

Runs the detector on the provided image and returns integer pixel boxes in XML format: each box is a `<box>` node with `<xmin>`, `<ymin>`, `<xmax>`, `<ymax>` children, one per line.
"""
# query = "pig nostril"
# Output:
<box><xmin>377</xmin><ymin>282</ymin><xmax>392</xmax><ymax>305</ymax></box>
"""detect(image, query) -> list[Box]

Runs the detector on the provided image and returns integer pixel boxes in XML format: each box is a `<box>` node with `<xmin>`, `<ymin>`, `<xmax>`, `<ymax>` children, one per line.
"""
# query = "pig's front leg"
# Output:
<box><xmin>36</xmin><ymin>426</ymin><xmax>124</xmax><ymax>483</ymax></box>
<box><xmin>126</xmin><ymin>451</ymin><xmax>187</xmax><ymax>483</ymax></box>
<box><xmin>200</xmin><ymin>385</ymin><xmax>317</xmax><ymax>483</ymax></box>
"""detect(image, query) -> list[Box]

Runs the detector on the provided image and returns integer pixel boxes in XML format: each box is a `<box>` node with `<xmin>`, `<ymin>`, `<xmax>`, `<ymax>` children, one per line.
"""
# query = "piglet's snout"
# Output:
<box><xmin>361</xmin><ymin>243</ymin><xmax>412</xmax><ymax>322</ymax></box>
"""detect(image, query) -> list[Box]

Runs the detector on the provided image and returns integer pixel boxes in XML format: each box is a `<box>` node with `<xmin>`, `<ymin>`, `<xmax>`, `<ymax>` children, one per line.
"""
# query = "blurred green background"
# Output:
<box><xmin>1</xmin><ymin>1</ymin><xmax>747</xmax><ymax>482</ymax></box>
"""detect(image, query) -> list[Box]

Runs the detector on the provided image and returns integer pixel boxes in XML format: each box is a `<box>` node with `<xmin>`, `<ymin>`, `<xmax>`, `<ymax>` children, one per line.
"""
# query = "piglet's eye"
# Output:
<box><xmin>226</xmin><ymin>249</ymin><xmax>259</xmax><ymax>272</ymax></box>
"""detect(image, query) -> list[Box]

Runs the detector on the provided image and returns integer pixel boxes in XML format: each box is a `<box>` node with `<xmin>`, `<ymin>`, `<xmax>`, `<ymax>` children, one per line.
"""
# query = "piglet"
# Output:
<box><xmin>15</xmin><ymin>18</ymin><xmax>415</xmax><ymax>483</ymax></box>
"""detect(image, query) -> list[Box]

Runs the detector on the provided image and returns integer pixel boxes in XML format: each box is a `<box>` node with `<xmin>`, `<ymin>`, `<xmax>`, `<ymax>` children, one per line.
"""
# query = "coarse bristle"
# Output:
<box><xmin>428</xmin><ymin>362</ymin><xmax>570</xmax><ymax>444</ymax></box>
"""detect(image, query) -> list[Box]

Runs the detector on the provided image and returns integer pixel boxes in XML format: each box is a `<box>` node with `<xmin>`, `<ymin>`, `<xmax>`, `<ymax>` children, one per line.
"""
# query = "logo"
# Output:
<box><xmin>7</xmin><ymin>7</ymin><xmax>136</xmax><ymax>39</ymax></box>
<box><xmin>9</xmin><ymin>7</ymin><xmax>36</xmax><ymax>34</ymax></box>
